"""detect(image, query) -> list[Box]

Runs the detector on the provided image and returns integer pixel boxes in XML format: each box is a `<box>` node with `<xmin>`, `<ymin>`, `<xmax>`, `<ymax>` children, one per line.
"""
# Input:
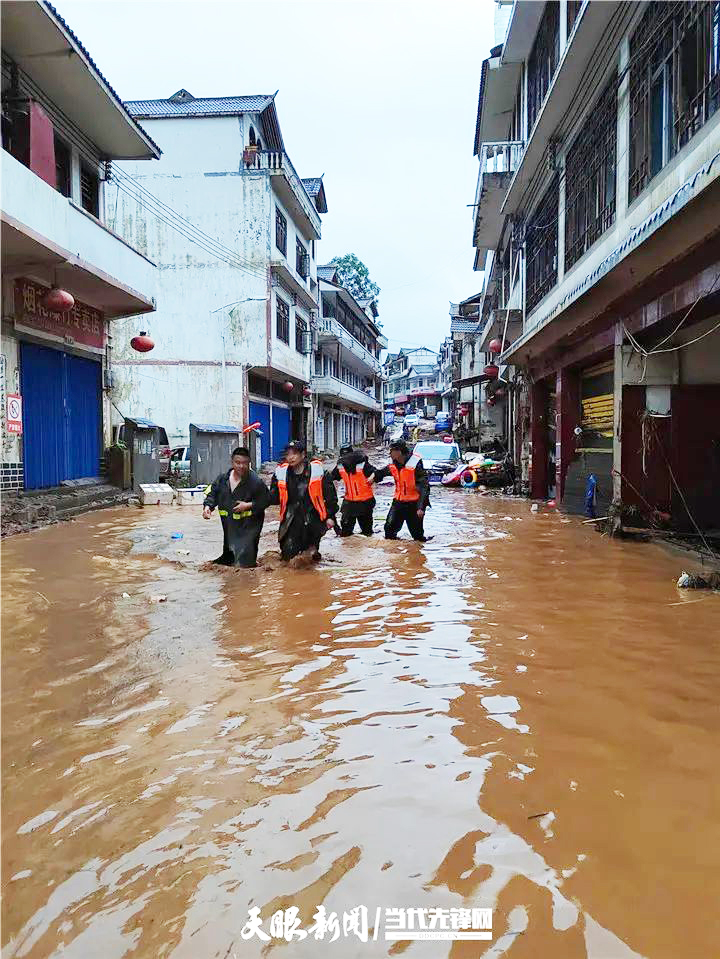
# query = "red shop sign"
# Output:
<box><xmin>14</xmin><ymin>279</ymin><xmax>105</xmax><ymax>352</ymax></box>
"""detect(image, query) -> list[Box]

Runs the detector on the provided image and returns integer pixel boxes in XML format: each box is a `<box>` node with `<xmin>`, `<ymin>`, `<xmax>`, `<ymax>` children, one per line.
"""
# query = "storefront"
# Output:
<box><xmin>2</xmin><ymin>278</ymin><xmax>107</xmax><ymax>490</ymax></box>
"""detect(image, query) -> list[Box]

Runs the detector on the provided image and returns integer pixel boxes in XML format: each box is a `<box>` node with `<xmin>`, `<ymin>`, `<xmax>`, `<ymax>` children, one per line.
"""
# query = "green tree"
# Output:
<box><xmin>330</xmin><ymin>254</ymin><xmax>380</xmax><ymax>302</ymax></box>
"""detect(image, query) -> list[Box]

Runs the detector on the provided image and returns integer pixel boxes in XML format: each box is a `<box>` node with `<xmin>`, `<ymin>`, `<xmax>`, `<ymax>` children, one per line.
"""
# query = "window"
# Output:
<box><xmin>525</xmin><ymin>176</ymin><xmax>559</xmax><ymax>314</ymax></box>
<box><xmin>565</xmin><ymin>75</ymin><xmax>617</xmax><ymax>270</ymax></box>
<box><xmin>314</xmin><ymin>349</ymin><xmax>323</xmax><ymax>374</ymax></box>
<box><xmin>295</xmin><ymin>312</ymin><xmax>305</xmax><ymax>352</ymax></box>
<box><xmin>276</xmin><ymin>296</ymin><xmax>289</xmax><ymax>343</ymax></box>
<box><xmin>275</xmin><ymin>207</ymin><xmax>287</xmax><ymax>256</ymax></box>
<box><xmin>80</xmin><ymin>162</ymin><xmax>99</xmax><ymax>217</ymax></box>
<box><xmin>527</xmin><ymin>2</ymin><xmax>560</xmax><ymax>133</ymax></box>
<box><xmin>296</xmin><ymin>237</ymin><xmax>309</xmax><ymax>279</ymax></box>
<box><xmin>54</xmin><ymin>136</ymin><xmax>71</xmax><ymax>198</ymax></box>
<box><xmin>629</xmin><ymin>2</ymin><xmax>720</xmax><ymax>202</ymax></box>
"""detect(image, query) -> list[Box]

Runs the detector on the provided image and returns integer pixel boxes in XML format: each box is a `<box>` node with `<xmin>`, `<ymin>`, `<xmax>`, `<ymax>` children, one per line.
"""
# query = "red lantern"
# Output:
<box><xmin>488</xmin><ymin>338</ymin><xmax>504</xmax><ymax>354</ymax></box>
<box><xmin>494</xmin><ymin>387</ymin><xmax>506</xmax><ymax>399</ymax></box>
<box><xmin>303</xmin><ymin>386</ymin><xmax>311</xmax><ymax>397</ymax></box>
<box><xmin>130</xmin><ymin>331</ymin><xmax>155</xmax><ymax>353</ymax></box>
<box><xmin>484</xmin><ymin>363</ymin><xmax>500</xmax><ymax>379</ymax></box>
<box><xmin>486</xmin><ymin>396</ymin><xmax>495</xmax><ymax>406</ymax></box>
<box><xmin>283</xmin><ymin>381</ymin><xmax>294</xmax><ymax>393</ymax></box>
<box><xmin>42</xmin><ymin>286</ymin><xmax>74</xmax><ymax>312</ymax></box>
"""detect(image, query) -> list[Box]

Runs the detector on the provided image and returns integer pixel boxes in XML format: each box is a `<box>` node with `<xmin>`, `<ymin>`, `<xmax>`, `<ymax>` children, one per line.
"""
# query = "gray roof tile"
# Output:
<box><xmin>126</xmin><ymin>94</ymin><xmax>275</xmax><ymax>118</ymax></box>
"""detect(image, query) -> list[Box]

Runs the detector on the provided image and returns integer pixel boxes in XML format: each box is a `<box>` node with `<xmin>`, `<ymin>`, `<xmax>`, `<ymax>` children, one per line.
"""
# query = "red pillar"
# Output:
<box><xmin>28</xmin><ymin>101</ymin><xmax>56</xmax><ymax>188</ymax></box>
<box><xmin>530</xmin><ymin>381</ymin><xmax>549</xmax><ymax>500</ymax></box>
<box><xmin>555</xmin><ymin>367</ymin><xmax>581</xmax><ymax>502</ymax></box>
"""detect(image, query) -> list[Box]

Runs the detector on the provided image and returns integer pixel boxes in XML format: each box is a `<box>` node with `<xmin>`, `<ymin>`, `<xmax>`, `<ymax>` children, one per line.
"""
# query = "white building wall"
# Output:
<box><xmin>107</xmin><ymin>113</ymin><xmax>314</xmax><ymax>444</ymax></box>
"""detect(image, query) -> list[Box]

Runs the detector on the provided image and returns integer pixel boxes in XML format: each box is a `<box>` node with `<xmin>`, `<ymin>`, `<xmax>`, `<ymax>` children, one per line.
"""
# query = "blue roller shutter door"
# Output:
<box><xmin>249</xmin><ymin>401</ymin><xmax>270</xmax><ymax>464</ymax></box>
<box><xmin>271</xmin><ymin>405</ymin><xmax>290</xmax><ymax>460</ymax></box>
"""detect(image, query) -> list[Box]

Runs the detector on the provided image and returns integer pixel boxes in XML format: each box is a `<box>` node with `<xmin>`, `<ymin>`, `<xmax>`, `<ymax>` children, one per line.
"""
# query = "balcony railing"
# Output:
<box><xmin>312</xmin><ymin>376</ymin><xmax>381</xmax><ymax>411</ymax></box>
<box><xmin>479</xmin><ymin>141</ymin><xmax>525</xmax><ymax>176</ymax></box>
<box><xmin>317</xmin><ymin>317</ymin><xmax>381</xmax><ymax>374</ymax></box>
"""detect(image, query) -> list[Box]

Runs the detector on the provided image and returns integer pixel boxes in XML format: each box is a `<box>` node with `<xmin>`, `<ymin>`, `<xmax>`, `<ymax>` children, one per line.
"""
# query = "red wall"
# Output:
<box><xmin>29</xmin><ymin>101</ymin><xmax>56</xmax><ymax>189</ymax></box>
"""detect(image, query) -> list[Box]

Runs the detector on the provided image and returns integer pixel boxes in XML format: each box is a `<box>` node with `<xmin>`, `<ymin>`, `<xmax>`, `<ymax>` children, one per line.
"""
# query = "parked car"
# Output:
<box><xmin>405</xmin><ymin>413</ymin><xmax>420</xmax><ymax>428</ymax></box>
<box><xmin>412</xmin><ymin>440</ymin><xmax>461</xmax><ymax>483</ymax></box>
<box><xmin>434</xmin><ymin>411</ymin><xmax>453</xmax><ymax>433</ymax></box>
<box><xmin>166</xmin><ymin>446</ymin><xmax>190</xmax><ymax>475</ymax></box>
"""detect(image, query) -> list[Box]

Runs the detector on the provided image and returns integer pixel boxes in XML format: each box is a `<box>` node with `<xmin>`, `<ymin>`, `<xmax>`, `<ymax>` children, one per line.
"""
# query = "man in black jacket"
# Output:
<box><xmin>373</xmin><ymin>440</ymin><xmax>430</xmax><ymax>541</ymax></box>
<box><xmin>269</xmin><ymin>440</ymin><xmax>338</xmax><ymax>561</ymax></box>
<box><xmin>202</xmin><ymin>446</ymin><xmax>270</xmax><ymax>567</ymax></box>
<box><xmin>330</xmin><ymin>444</ymin><xmax>377</xmax><ymax>536</ymax></box>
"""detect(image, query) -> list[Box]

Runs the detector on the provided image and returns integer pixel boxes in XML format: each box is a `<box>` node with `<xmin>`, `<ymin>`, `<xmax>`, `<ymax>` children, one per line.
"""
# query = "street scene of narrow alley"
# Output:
<box><xmin>3</xmin><ymin>0</ymin><xmax>720</xmax><ymax>956</ymax></box>
<box><xmin>3</xmin><ymin>476</ymin><xmax>719</xmax><ymax>958</ymax></box>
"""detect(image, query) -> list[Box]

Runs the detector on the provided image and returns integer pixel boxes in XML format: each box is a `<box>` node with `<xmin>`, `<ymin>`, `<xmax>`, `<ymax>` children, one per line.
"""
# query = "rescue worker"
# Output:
<box><xmin>269</xmin><ymin>440</ymin><xmax>338</xmax><ymax>562</ymax></box>
<box><xmin>330</xmin><ymin>444</ymin><xmax>377</xmax><ymax>537</ymax></box>
<box><xmin>373</xmin><ymin>440</ymin><xmax>430</xmax><ymax>541</ymax></box>
<box><xmin>202</xmin><ymin>446</ymin><xmax>270</xmax><ymax>567</ymax></box>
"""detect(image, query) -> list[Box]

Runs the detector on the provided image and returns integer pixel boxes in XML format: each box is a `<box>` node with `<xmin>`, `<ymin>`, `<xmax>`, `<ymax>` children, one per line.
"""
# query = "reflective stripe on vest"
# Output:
<box><xmin>338</xmin><ymin>463</ymin><xmax>373</xmax><ymax>502</ymax></box>
<box><xmin>308</xmin><ymin>460</ymin><xmax>328</xmax><ymax>521</ymax></box>
<box><xmin>275</xmin><ymin>463</ymin><xmax>289</xmax><ymax>520</ymax></box>
<box><xmin>389</xmin><ymin>453</ymin><xmax>421</xmax><ymax>502</ymax></box>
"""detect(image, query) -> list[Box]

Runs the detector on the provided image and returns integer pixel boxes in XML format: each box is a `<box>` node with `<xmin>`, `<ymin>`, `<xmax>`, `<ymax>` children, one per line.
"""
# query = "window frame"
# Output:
<box><xmin>525</xmin><ymin>175</ymin><xmax>559</xmax><ymax>315</ymax></box>
<box><xmin>275</xmin><ymin>295</ymin><xmax>290</xmax><ymax>344</ymax></box>
<box><xmin>275</xmin><ymin>206</ymin><xmax>287</xmax><ymax>256</ymax></box>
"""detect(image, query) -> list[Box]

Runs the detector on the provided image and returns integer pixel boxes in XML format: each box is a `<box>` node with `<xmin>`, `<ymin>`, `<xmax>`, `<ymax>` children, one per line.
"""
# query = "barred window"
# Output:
<box><xmin>295</xmin><ymin>311</ymin><xmax>305</xmax><ymax>352</ymax></box>
<box><xmin>565</xmin><ymin>76</ymin><xmax>617</xmax><ymax>270</ymax></box>
<box><xmin>275</xmin><ymin>207</ymin><xmax>287</xmax><ymax>256</ymax></box>
<box><xmin>525</xmin><ymin>177</ymin><xmax>559</xmax><ymax>314</ymax></box>
<box><xmin>276</xmin><ymin>296</ymin><xmax>289</xmax><ymax>343</ymax></box>
<box><xmin>629</xmin><ymin>1</ymin><xmax>720</xmax><ymax>202</ymax></box>
<box><xmin>527</xmin><ymin>2</ymin><xmax>560</xmax><ymax>133</ymax></box>
<box><xmin>296</xmin><ymin>237</ymin><xmax>309</xmax><ymax>278</ymax></box>
<box><xmin>80</xmin><ymin>162</ymin><xmax>99</xmax><ymax>217</ymax></box>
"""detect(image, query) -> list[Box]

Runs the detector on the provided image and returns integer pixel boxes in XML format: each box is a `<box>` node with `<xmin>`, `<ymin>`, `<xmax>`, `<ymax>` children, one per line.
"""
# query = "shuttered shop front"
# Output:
<box><xmin>563</xmin><ymin>361</ymin><xmax>614</xmax><ymax>514</ymax></box>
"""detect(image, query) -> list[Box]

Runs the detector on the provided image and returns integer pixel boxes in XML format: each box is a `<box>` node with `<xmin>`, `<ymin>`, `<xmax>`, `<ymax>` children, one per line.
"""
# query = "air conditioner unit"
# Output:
<box><xmin>301</xmin><ymin>330</ymin><xmax>313</xmax><ymax>354</ymax></box>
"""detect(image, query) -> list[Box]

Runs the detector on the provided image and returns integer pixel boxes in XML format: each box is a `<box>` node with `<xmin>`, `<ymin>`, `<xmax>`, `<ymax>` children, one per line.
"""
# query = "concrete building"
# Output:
<box><xmin>382</xmin><ymin>347</ymin><xmax>440</xmax><ymax>416</ymax></box>
<box><xmin>312</xmin><ymin>263</ymin><xmax>384</xmax><ymax>451</ymax></box>
<box><xmin>1</xmin><ymin>0</ymin><xmax>159</xmax><ymax>492</ymax></box>
<box><xmin>472</xmin><ymin>0</ymin><xmax>720</xmax><ymax>527</ymax></box>
<box><xmin>106</xmin><ymin>89</ymin><xmax>327</xmax><ymax>464</ymax></box>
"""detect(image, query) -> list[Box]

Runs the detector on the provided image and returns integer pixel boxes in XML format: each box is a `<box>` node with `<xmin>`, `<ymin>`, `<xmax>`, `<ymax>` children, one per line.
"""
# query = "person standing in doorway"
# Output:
<box><xmin>330</xmin><ymin>444</ymin><xmax>377</xmax><ymax>537</ymax></box>
<box><xmin>202</xmin><ymin>446</ymin><xmax>270</xmax><ymax>567</ymax></box>
<box><xmin>373</xmin><ymin>440</ymin><xmax>430</xmax><ymax>541</ymax></box>
<box><xmin>269</xmin><ymin>440</ymin><xmax>338</xmax><ymax>562</ymax></box>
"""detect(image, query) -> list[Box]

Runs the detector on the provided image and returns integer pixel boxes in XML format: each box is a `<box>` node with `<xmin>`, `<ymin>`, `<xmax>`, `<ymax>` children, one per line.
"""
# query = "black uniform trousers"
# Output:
<box><xmin>340</xmin><ymin>498</ymin><xmax>375</xmax><ymax>536</ymax></box>
<box><xmin>384</xmin><ymin>500</ymin><xmax>426</xmax><ymax>541</ymax></box>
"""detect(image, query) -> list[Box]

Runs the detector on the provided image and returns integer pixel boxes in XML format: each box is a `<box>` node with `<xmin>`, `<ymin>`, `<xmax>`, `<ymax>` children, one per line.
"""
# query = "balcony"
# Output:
<box><xmin>245</xmin><ymin>150</ymin><xmax>322</xmax><ymax>238</ymax></box>
<box><xmin>317</xmin><ymin>317</ymin><xmax>382</xmax><ymax>374</ymax></box>
<box><xmin>312</xmin><ymin>376</ymin><xmax>381</xmax><ymax>411</ymax></box>
<box><xmin>2</xmin><ymin>150</ymin><xmax>156</xmax><ymax>316</ymax></box>
<box><xmin>472</xmin><ymin>141</ymin><xmax>524</xmax><ymax>258</ymax></box>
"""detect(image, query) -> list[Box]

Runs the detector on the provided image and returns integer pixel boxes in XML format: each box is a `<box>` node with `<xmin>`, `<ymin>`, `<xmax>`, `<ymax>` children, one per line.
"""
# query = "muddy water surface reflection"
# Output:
<box><xmin>2</xmin><ymin>491</ymin><xmax>719</xmax><ymax>958</ymax></box>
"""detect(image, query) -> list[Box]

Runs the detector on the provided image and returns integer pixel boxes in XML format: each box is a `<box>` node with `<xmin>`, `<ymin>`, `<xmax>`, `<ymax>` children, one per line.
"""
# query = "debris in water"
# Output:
<box><xmin>150</xmin><ymin>595</ymin><xmax>168</xmax><ymax>603</ymax></box>
<box><xmin>676</xmin><ymin>570</ymin><xmax>720</xmax><ymax>589</ymax></box>
<box><xmin>171</xmin><ymin>532</ymin><xmax>184</xmax><ymax>540</ymax></box>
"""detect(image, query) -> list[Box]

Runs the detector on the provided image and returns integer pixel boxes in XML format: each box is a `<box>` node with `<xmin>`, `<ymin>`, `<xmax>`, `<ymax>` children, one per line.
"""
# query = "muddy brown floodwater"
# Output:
<box><xmin>2</xmin><ymin>484</ymin><xmax>719</xmax><ymax>959</ymax></box>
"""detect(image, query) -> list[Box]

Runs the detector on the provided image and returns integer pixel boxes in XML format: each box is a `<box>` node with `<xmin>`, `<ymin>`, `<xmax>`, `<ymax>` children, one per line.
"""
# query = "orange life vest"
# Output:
<box><xmin>275</xmin><ymin>460</ymin><xmax>328</xmax><ymax>521</ymax></box>
<box><xmin>389</xmin><ymin>453</ymin><xmax>421</xmax><ymax>502</ymax></box>
<box><xmin>338</xmin><ymin>462</ymin><xmax>374</xmax><ymax>502</ymax></box>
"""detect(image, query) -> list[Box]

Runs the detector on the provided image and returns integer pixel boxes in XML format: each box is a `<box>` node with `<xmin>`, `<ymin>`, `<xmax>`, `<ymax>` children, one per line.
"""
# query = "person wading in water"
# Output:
<box><xmin>202</xmin><ymin>446</ymin><xmax>270</xmax><ymax>567</ymax></box>
<box><xmin>269</xmin><ymin>440</ymin><xmax>338</xmax><ymax>563</ymax></box>
<box><xmin>373</xmin><ymin>440</ymin><xmax>430</xmax><ymax>541</ymax></box>
<box><xmin>330</xmin><ymin>444</ymin><xmax>377</xmax><ymax>537</ymax></box>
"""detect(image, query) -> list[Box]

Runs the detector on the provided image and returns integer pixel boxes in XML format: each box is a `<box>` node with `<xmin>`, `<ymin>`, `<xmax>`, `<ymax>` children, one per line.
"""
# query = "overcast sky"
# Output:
<box><xmin>56</xmin><ymin>0</ymin><xmax>494</xmax><ymax>353</ymax></box>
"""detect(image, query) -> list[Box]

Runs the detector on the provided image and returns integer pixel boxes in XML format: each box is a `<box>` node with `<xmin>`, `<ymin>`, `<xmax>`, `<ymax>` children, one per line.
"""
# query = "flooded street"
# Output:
<box><xmin>2</xmin><ymin>486</ymin><xmax>719</xmax><ymax>959</ymax></box>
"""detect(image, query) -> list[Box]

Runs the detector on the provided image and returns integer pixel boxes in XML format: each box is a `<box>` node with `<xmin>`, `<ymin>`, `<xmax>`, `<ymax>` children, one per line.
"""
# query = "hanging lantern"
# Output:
<box><xmin>484</xmin><ymin>363</ymin><xmax>500</xmax><ymax>379</ymax></box>
<box><xmin>130</xmin><ymin>331</ymin><xmax>155</xmax><ymax>353</ymax></box>
<box><xmin>486</xmin><ymin>395</ymin><xmax>496</xmax><ymax>406</ymax></box>
<box><xmin>488</xmin><ymin>338</ymin><xmax>504</xmax><ymax>354</ymax></box>
<box><xmin>303</xmin><ymin>386</ymin><xmax>312</xmax><ymax>397</ymax></box>
<box><xmin>283</xmin><ymin>380</ymin><xmax>294</xmax><ymax>393</ymax></box>
<box><xmin>494</xmin><ymin>387</ymin><xmax>506</xmax><ymax>399</ymax></box>
<box><xmin>42</xmin><ymin>286</ymin><xmax>74</xmax><ymax>312</ymax></box>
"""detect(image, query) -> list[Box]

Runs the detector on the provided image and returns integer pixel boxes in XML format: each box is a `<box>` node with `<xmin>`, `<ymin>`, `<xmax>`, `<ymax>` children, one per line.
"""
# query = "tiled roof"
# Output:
<box><xmin>125</xmin><ymin>94</ymin><xmax>275</xmax><ymax>118</ymax></box>
<box><xmin>317</xmin><ymin>265</ymin><xmax>338</xmax><ymax>283</ymax></box>
<box><xmin>451</xmin><ymin>318</ymin><xmax>480</xmax><ymax>333</ymax></box>
<box><xmin>301</xmin><ymin>177</ymin><xmax>323</xmax><ymax>196</ymax></box>
<box><xmin>43</xmin><ymin>3</ymin><xmax>161</xmax><ymax>157</ymax></box>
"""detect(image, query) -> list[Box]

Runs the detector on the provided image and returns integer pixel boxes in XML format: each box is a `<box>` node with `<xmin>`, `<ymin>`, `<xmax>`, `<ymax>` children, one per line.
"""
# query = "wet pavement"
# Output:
<box><xmin>2</xmin><ymin>482</ymin><xmax>719</xmax><ymax>959</ymax></box>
